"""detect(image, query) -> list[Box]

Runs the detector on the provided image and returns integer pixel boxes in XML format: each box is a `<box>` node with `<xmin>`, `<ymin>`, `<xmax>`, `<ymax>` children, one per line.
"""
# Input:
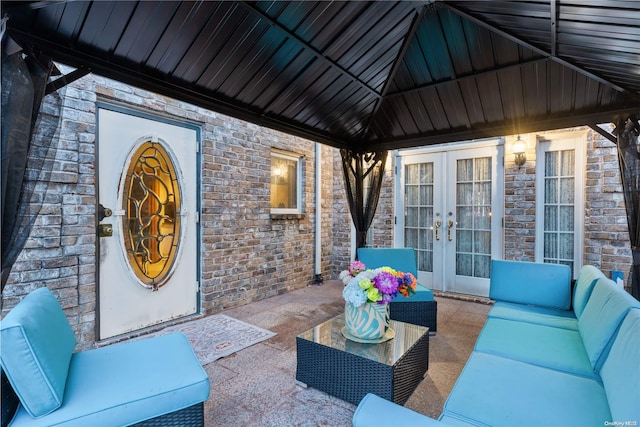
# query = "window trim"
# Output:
<box><xmin>535</xmin><ymin>131</ymin><xmax>586</xmax><ymax>278</ymax></box>
<box><xmin>270</xmin><ymin>149</ymin><xmax>303</xmax><ymax>215</ymax></box>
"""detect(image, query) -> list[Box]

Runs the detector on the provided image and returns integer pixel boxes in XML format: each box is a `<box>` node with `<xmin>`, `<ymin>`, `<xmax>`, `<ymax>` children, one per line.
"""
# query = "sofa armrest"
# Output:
<box><xmin>490</xmin><ymin>260</ymin><xmax>571</xmax><ymax>310</ymax></box>
<box><xmin>353</xmin><ymin>393</ymin><xmax>446</xmax><ymax>427</ymax></box>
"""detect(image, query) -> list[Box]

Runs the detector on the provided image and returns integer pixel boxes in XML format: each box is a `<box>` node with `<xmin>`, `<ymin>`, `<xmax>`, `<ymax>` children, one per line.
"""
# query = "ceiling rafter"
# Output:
<box><xmin>550</xmin><ymin>0</ymin><xmax>557</xmax><ymax>57</ymax></box>
<box><xmin>238</xmin><ymin>1</ymin><xmax>381</xmax><ymax>101</ymax></box>
<box><xmin>438</xmin><ymin>1</ymin><xmax>629</xmax><ymax>95</ymax></box>
<box><xmin>386</xmin><ymin>57</ymin><xmax>549</xmax><ymax>99</ymax></box>
<box><xmin>358</xmin><ymin>5</ymin><xmax>427</xmax><ymax>144</ymax></box>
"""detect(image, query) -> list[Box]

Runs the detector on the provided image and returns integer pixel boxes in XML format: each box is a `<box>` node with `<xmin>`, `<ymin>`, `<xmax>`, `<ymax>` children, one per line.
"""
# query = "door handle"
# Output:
<box><xmin>434</xmin><ymin>220</ymin><xmax>441</xmax><ymax>241</ymax></box>
<box><xmin>447</xmin><ymin>219</ymin><xmax>454</xmax><ymax>241</ymax></box>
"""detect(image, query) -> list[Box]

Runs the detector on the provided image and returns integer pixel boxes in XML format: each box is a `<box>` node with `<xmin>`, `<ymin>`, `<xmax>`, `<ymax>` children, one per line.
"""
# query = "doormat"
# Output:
<box><xmin>150</xmin><ymin>314</ymin><xmax>277</xmax><ymax>365</ymax></box>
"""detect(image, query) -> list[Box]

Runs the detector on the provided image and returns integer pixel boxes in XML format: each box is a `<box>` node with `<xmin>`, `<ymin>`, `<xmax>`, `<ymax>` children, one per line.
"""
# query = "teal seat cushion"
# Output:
<box><xmin>578</xmin><ymin>278</ymin><xmax>640</xmax><ymax>371</ymax></box>
<box><xmin>357</xmin><ymin>247</ymin><xmax>418</xmax><ymax>277</ymax></box>
<box><xmin>489</xmin><ymin>301</ymin><xmax>578</xmax><ymax>330</ymax></box>
<box><xmin>7</xmin><ymin>333</ymin><xmax>210</xmax><ymax>427</ymax></box>
<box><xmin>441</xmin><ymin>352</ymin><xmax>612</xmax><ymax>427</ymax></box>
<box><xmin>489</xmin><ymin>260</ymin><xmax>571</xmax><ymax>310</ymax></box>
<box><xmin>391</xmin><ymin>283</ymin><xmax>433</xmax><ymax>302</ymax></box>
<box><xmin>572</xmin><ymin>265</ymin><xmax>605</xmax><ymax>318</ymax></box>
<box><xmin>474</xmin><ymin>317</ymin><xmax>596</xmax><ymax>379</ymax></box>
<box><xmin>599</xmin><ymin>309</ymin><xmax>640</xmax><ymax>424</ymax></box>
<box><xmin>0</xmin><ymin>288</ymin><xmax>76</xmax><ymax>418</ymax></box>
<box><xmin>353</xmin><ymin>393</ymin><xmax>447</xmax><ymax>427</ymax></box>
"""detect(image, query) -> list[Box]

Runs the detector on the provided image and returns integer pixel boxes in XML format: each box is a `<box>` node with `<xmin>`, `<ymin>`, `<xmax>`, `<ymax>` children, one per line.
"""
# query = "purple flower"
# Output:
<box><xmin>372</xmin><ymin>271</ymin><xmax>398</xmax><ymax>295</ymax></box>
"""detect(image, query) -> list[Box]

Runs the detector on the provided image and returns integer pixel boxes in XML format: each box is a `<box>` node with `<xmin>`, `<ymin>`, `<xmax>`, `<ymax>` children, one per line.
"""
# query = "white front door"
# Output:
<box><xmin>97</xmin><ymin>106</ymin><xmax>199</xmax><ymax>339</ymax></box>
<box><xmin>396</xmin><ymin>142</ymin><xmax>503</xmax><ymax>297</ymax></box>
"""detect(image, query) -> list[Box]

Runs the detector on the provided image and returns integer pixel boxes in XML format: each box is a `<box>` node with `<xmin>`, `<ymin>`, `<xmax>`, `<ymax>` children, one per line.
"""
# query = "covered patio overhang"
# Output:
<box><xmin>1</xmin><ymin>1</ymin><xmax>639</xmax><ymax>295</ymax></box>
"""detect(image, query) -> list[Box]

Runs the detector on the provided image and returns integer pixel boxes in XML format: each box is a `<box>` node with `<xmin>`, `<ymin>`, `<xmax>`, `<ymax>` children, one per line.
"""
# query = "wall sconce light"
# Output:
<box><xmin>512</xmin><ymin>135</ymin><xmax>526</xmax><ymax>168</ymax></box>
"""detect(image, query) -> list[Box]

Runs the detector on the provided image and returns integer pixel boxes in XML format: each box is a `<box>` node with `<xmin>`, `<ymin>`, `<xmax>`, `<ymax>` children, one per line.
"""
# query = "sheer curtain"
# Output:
<box><xmin>1</xmin><ymin>28</ymin><xmax>61</xmax><ymax>291</ymax></box>
<box><xmin>614</xmin><ymin>116</ymin><xmax>640</xmax><ymax>299</ymax></box>
<box><xmin>340</xmin><ymin>149</ymin><xmax>387</xmax><ymax>249</ymax></box>
<box><xmin>543</xmin><ymin>149</ymin><xmax>575</xmax><ymax>271</ymax></box>
<box><xmin>404</xmin><ymin>162</ymin><xmax>434</xmax><ymax>272</ymax></box>
<box><xmin>456</xmin><ymin>157</ymin><xmax>491</xmax><ymax>278</ymax></box>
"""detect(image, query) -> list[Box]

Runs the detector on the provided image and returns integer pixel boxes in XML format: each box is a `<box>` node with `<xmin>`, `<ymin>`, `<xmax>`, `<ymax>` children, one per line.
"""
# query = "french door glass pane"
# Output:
<box><xmin>543</xmin><ymin>150</ymin><xmax>575</xmax><ymax>270</ymax></box>
<box><xmin>405</xmin><ymin>163</ymin><xmax>434</xmax><ymax>272</ymax></box>
<box><xmin>456</xmin><ymin>157</ymin><xmax>491</xmax><ymax>278</ymax></box>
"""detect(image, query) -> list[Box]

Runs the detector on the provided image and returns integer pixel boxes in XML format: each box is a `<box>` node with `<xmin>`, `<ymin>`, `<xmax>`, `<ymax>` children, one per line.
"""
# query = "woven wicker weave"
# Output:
<box><xmin>390</xmin><ymin>300</ymin><xmax>437</xmax><ymax>333</ymax></box>
<box><xmin>296</xmin><ymin>315</ymin><xmax>429</xmax><ymax>405</ymax></box>
<box><xmin>132</xmin><ymin>403</ymin><xmax>204</xmax><ymax>426</ymax></box>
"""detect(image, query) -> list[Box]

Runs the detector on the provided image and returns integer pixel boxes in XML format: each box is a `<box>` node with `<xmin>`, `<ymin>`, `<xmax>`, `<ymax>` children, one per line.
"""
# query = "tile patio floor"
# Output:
<box><xmin>202</xmin><ymin>279</ymin><xmax>491</xmax><ymax>426</ymax></box>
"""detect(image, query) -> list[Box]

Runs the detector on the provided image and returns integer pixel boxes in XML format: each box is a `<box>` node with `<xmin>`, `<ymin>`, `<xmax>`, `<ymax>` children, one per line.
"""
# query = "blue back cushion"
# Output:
<box><xmin>573</xmin><ymin>265</ymin><xmax>605</xmax><ymax>318</ymax></box>
<box><xmin>357</xmin><ymin>248</ymin><xmax>418</xmax><ymax>277</ymax></box>
<box><xmin>489</xmin><ymin>260</ymin><xmax>571</xmax><ymax>310</ymax></box>
<box><xmin>0</xmin><ymin>287</ymin><xmax>76</xmax><ymax>417</ymax></box>
<box><xmin>599</xmin><ymin>309</ymin><xmax>640</xmax><ymax>423</ymax></box>
<box><xmin>578</xmin><ymin>278</ymin><xmax>640</xmax><ymax>371</ymax></box>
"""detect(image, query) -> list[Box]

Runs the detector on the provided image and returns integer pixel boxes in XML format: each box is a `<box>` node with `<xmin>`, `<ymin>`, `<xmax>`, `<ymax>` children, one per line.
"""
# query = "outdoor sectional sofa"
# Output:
<box><xmin>0</xmin><ymin>287</ymin><xmax>210</xmax><ymax>426</ymax></box>
<box><xmin>353</xmin><ymin>260</ymin><xmax>640</xmax><ymax>426</ymax></box>
<box><xmin>357</xmin><ymin>247</ymin><xmax>437</xmax><ymax>333</ymax></box>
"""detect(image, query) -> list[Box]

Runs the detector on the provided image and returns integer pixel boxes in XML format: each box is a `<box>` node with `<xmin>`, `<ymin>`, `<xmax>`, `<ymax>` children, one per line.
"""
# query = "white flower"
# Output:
<box><xmin>342</xmin><ymin>281</ymin><xmax>367</xmax><ymax>307</ymax></box>
<box><xmin>339</xmin><ymin>270</ymin><xmax>352</xmax><ymax>284</ymax></box>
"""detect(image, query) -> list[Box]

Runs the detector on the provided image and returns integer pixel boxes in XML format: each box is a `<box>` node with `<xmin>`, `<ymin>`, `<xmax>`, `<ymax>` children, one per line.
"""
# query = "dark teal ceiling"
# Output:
<box><xmin>3</xmin><ymin>1</ymin><xmax>639</xmax><ymax>151</ymax></box>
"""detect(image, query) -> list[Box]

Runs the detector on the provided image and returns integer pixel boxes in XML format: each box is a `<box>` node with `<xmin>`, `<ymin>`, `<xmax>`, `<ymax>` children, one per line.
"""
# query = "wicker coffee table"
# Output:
<box><xmin>295</xmin><ymin>314</ymin><xmax>429</xmax><ymax>406</ymax></box>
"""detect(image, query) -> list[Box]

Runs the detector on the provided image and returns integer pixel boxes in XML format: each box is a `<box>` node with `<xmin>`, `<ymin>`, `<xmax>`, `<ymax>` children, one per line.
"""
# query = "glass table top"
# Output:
<box><xmin>297</xmin><ymin>313</ymin><xmax>429</xmax><ymax>366</ymax></box>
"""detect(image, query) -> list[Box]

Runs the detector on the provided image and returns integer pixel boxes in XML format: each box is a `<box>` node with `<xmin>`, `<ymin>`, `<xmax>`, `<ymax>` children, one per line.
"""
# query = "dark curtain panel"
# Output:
<box><xmin>614</xmin><ymin>115</ymin><xmax>640</xmax><ymax>299</ymax></box>
<box><xmin>1</xmin><ymin>33</ymin><xmax>60</xmax><ymax>291</ymax></box>
<box><xmin>340</xmin><ymin>149</ymin><xmax>387</xmax><ymax>249</ymax></box>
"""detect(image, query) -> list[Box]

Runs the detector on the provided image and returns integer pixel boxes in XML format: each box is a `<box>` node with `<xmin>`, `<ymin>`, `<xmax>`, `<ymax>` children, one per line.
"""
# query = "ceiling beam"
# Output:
<box><xmin>46</xmin><ymin>66</ymin><xmax>91</xmax><ymax>95</ymax></box>
<box><xmin>588</xmin><ymin>124</ymin><xmax>617</xmax><ymax>144</ymax></box>
<box><xmin>368</xmin><ymin>106</ymin><xmax>640</xmax><ymax>151</ymax></box>
<box><xmin>7</xmin><ymin>27</ymin><xmax>352</xmax><ymax>150</ymax></box>
<box><xmin>439</xmin><ymin>1</ymin><xmax>629</xmax><ymax>94</ymax></box>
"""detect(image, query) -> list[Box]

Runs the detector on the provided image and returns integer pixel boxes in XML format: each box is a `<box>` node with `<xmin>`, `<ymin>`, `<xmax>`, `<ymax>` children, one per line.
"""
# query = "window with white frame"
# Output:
<box><xmin>271</xmin><ymin>149</ymin><xmax>303</xmax><ymax>214</ymax></box>
<box><xmin>535</xmin><ymin>133</ymin><xmax>585</xmax><ymax>277</ymax></box>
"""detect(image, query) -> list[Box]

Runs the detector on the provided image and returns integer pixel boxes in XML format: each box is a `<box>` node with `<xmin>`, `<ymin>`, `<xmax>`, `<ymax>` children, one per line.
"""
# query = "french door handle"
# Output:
<box><xmin>434</xmin><ymin>220</ymin><xmax>441</xmax><ymax>240</ymax></box>
<box><xmin>447</xmin><ymin>219</ymin><xmax>454</xmax><ymax>241</ymax></box>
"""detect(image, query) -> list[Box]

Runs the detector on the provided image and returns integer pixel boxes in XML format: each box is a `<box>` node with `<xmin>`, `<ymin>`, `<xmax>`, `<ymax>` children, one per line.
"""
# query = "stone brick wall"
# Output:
<box><xmin>584</xmin><ymin>128</ymin><xmax>633</xmax><ymax>291</ymax></box>
<box><xmin>503</xmin><ymin>135</ymin><xmax>537</xmax><ymax>261</ymax></box>
<box><xmin>330</xmin><ymin>149</ymin><xmax>352</xmax><ymax>276</ymax></box>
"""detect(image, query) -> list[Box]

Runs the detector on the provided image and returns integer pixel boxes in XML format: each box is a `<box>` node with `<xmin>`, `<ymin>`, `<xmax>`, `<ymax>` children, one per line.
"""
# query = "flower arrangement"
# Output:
<box><xmin>340</xmin><ymin>260</ymin><xmax>417</xmax><ymax>308</ymax></box>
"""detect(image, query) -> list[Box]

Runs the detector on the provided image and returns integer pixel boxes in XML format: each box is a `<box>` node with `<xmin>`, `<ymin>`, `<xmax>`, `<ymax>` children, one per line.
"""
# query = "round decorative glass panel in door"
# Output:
<box><xmin>122</xmin><ymin>141</ymin><xmax>181</xmax><ymax>290</ymax></box>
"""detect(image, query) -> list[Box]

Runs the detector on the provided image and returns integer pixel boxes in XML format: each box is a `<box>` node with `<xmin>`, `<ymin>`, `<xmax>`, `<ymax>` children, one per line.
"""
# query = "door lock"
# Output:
<box><xmin>98</xmin><ymin>204</ymin><xmax>113</xmax><ymax>222</ymax></box>
<box><xmin>99</xmin><ymin>224</ymin><xmax>113</xmax><ymax>237</ymax></box>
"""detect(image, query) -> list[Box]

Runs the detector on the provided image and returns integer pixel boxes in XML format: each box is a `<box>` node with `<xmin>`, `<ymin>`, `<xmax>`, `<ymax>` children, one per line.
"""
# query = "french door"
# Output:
<box><xmin>396</xmin><ymin>143</ymin><xmax>503</xmax><ymax>297</ymax></box>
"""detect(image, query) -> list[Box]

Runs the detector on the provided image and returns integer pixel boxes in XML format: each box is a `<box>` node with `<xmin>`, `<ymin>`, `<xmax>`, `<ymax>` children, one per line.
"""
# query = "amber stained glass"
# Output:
<box><xmin>123</xmin><ymin>142</ymin><xmax>181</xmax><ymax>289</ymax></box>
